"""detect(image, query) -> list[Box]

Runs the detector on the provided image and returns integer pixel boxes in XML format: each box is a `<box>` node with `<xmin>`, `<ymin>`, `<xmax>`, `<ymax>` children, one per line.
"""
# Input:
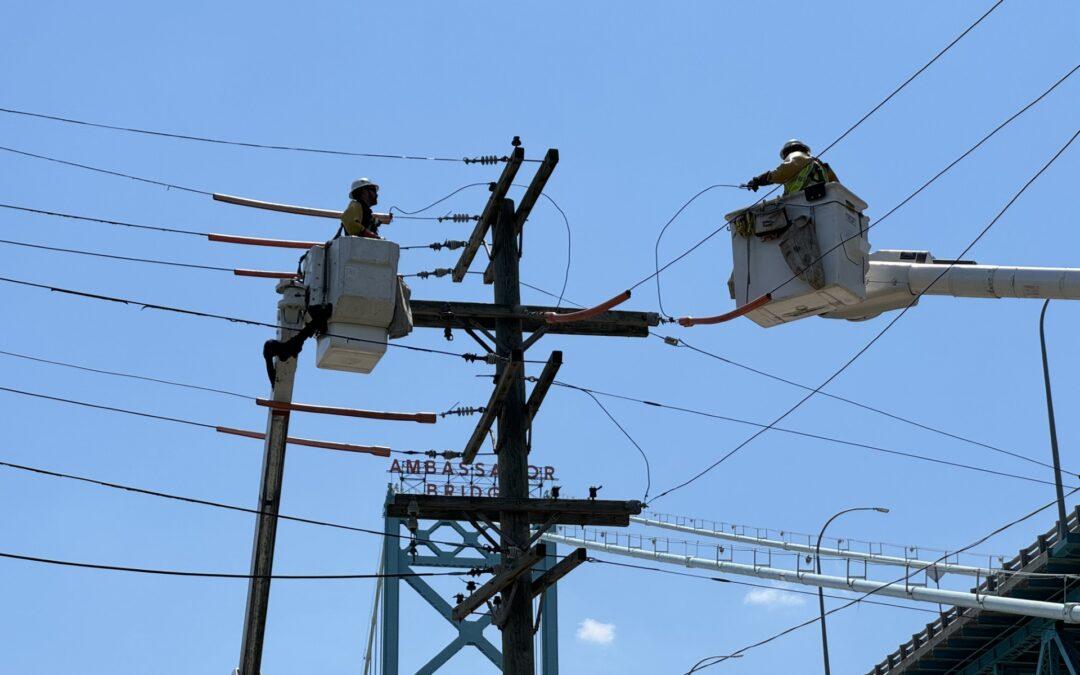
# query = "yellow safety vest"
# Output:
<box><xmin>783</xmin><ymin>159</ymin><xmax>838</xmax><ymax>196</ymax></box>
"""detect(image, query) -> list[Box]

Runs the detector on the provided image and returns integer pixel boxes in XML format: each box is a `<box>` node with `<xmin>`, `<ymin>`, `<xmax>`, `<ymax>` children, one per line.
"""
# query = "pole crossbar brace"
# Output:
<box><xmin>255</xmin><ymin>398</ymin><xmax>437</xmax><ymax>424</ymax></box>
<box><xmin>216</xmin><ymin>426</ymin><xmax>391</xmax><ymax>457</ymax></box>
<box><xmin>461</xmin><ymin>350</ymin><xmax>524</xmax><ymax>463</ymax></box>
<box><xmin>530</xmin><ymin>547</ymin><xmax>587</xmax><ymax>600</ymax></box>
<box><xmin>452</xmin><ymin>147</ymin><xmax>525</xmax><ymax>282</ymax></box>
<box><xmin>451</xmin><ymin>544</ymin><xmax>547</xmax><ymax>622</ymax></box>
<box><xmin>527</xmin><ymin>352</ymin><xmax>562</xmax><ymax>422</ymax></box>
<box><xmin>482</xmin><ymin>148</ymin><xmax>560</xmax><ymax>284</ymax></box>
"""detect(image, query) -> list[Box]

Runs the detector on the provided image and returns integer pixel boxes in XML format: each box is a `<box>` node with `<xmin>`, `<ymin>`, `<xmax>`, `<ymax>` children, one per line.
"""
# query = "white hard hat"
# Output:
<box><xmin>350</xmin><ymin>178</ymin><xmax>379</xmax><ymax>196</ymax></box>
<box><xmin>780</xmin><ymin>139</ymin><xmax>811</xmax><ymax>159</ymax></box>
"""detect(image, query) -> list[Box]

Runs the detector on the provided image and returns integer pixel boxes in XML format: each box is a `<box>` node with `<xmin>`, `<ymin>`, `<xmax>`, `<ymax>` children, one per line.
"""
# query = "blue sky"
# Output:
<box><xmin>1</xmin><ymin>2</ymin><xmax>1078</xmax><ymax>673</ymax></box>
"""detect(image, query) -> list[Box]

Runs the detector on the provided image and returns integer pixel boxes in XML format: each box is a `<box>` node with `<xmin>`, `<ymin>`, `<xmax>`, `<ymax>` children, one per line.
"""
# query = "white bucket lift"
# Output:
<box><xmin>728</xmin><ymin>182</ymin><xmax>870</xmax><ymax>328</ymax></box>
<box><xmin>726</xmin><ymin>182</ymin><xmax>1080</xmax><ymax>328</ymax></box>
<box><xmin>303</xmin><ymin>236</ymin><xmax>400</xmax><ymax>374</ymax></box>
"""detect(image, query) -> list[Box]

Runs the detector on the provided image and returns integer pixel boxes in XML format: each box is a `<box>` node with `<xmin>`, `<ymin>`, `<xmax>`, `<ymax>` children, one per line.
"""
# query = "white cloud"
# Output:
<box><xmin>576</xmin><ymin>618</ymin><xmax>616</xmax><ymax>645</ymax></box>
<box><xmin>743</xmin><ymin>585</ymin><xmax>806</xmax><ymax>610</ymax></box>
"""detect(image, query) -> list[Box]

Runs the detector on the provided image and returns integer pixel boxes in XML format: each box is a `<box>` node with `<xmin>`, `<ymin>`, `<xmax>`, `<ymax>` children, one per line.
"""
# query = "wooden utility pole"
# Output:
<box><xmin>237</xmin><ymin>280</ymin><xmax>305</xmax><ymax>675</ymax></box>
<box><xmin>491</xmin><ymin>196</ymin><xmax>535</xmax><ymax>672</ymax></box>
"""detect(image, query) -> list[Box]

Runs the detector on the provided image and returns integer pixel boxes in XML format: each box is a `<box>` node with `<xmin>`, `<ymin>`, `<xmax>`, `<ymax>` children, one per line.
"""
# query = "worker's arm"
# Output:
<box><xmin>746</xmin><ymin>154</ymin><xmax>810</xmax><ymax>191</ymax></box>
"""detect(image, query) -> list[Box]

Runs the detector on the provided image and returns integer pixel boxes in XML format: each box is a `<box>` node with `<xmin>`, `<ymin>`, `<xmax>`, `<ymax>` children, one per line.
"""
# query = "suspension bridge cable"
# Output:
<box><xmin>586</xmin><ymin>558</ymin><xmax>939</xmax><ymax>615</ymax></box>
<box><xmin>653</xmin><ymin>126</ymin><xmax>1080</xmax><ymax>502</ymax></box>
<box><xmin>0</xmin><ymin>106</ymin><xmax>529</xmax><ymax>164</ymax></box>
<box><xmin>685</xmin><ymin>488</ymin><xmax>1079</xmax><ymax>673</ymax></box>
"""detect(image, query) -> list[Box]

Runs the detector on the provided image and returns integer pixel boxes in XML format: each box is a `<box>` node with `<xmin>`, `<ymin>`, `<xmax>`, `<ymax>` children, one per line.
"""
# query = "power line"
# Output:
<box><xmin>0</xmin><ymin>550</ymin><xmax>471</xmax><ymax>581</ymax></box>
<box><xmin>0</xmin><ymin>145</ymin><xmax>212</xmax><ymax>195</ymax></box>
<box><xmin>0</xmin><ymin>238</ymin><xmax>234</xmax><ymax>272</ymax></box>
<box><xmin>0</xmin><ymin>384</ymin><xmax>490</xmax><ymax>458</ymax></box>
<box><xmin>653</xmin><ymin>126</ymin><xmax>1079</xmax><ymax>502</ymax></box>
<box><xmin>0</xmin><ymin>458</ymin><xmax>485</xmax><ymax>551</ymax></box>
<box><xmin>573</xmin><ymin>388</ymin><xmax>651</xmax><ymax>503</ymax></box>
<box><xmin>549</xmin><ymin>381</ymin><xmax>1073</xmax><ymax>489</ymax></box>
<box><xmin>0</xmin><ymin>275</ymin><xmax>486</xmax><ymax>362</ymax></box>
<box><xmin>0</xmin><ymin>106</ymin><xmax>529</xmax><ymax>164</ymax></box>
<box><xmin>0</xmin><ymin>203</ymin><xmax>207</xmax><ymax>236</ymax></box>
<box><xmin>661</xmin><ymin>334</ymin><xmax>1057</xmax><ymax>482</ymax></box>
<box><xmin>686</xmin><ymin>489</ymin><xmax>1078</xmax><ymax>672</ymax></box>
<box><xmin>0</xmin><ymin>349</ymin><xmax>250</xmax><ymax>399</ymax></box>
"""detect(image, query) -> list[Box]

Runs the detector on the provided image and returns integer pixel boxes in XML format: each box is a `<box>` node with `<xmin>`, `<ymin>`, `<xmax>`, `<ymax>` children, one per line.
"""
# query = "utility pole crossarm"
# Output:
<box><xmin>530</xmin><ymin>547</ymin><xmax>587</xmax><ymax>599</ymax></box>
<box><xmin>410</xmin><ymin>300</ymin><xmax>659</xmax><ymax>338</ymax></box>
<box><xmin>452</xmin><ymin>147</ymin><xmax>525</xmax><ymax>282</ymax></box>
<box><xmin>385</xmin><ymin>495</ymin><xmax>643</xmax><ymax>527</ymax></box>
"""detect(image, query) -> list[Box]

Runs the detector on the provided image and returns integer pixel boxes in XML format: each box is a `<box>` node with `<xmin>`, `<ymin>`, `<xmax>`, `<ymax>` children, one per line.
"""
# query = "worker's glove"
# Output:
<box><xmin>745</xmin><ymin>178</ymin><xmax>760</xmax><ymax>192</ymax></box>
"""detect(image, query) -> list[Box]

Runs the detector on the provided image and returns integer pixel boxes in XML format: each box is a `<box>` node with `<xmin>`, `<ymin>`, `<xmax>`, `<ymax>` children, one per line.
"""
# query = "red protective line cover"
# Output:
<box><xmin>215</xmin><ymin>426</ymin><xmax>391</xmax><ymax>457</ymax></box>
<box><xmin>255</xmin><ymin>398</ymin><xmax>438</xmax><ymax>424</ymax></box>
<box><xmin>233</xmin><ymin>269</ymin><xmax>299</xmax><ymax>279</ymax></box>
<box><xmin>677</xmin><ymin>293</ymin><xmax>772</xmax><ymax>327</ymax></box>
<box><xmin>208</xmin><ymin>233</ymin><xmax>321</xmax><ymax>249</ymax></box>
<box><xmin>543</xmin><ymin>290</ymin><xmax>632</xmax><ymax>324</ymax></box>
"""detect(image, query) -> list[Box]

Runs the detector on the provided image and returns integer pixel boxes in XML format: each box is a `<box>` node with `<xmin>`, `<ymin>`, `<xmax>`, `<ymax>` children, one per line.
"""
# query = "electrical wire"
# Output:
<box><xmin>685</xmin><ymin>488</ymin><xmax>1079</xmax><ymax>673</ymax></box>
<box><xmin>0</xmin><ymin>384</ymin><xmax>493</xmax><ymax>458</ymax></box>
<box><xmin>0</xmin><ymin>275</ymin><xmax>486</xmax><ymax>362</ymax></box>
<box><xmin>0</xmin><ymin>106</ymin><xmax>519</xmax><ymax>163</ymax></box>
<box><xmin>550</xmin><ymin>381</ymin><xmax>1077</xmax><ymax>486</ymax></box>
<box><xmin>653</xmin><ymin>184</ymin><xmax>747</xmax><ymax>318</ymax></box>
<box><xmin>0</xmin><ymin>458</ymin><xmax>489</xmax><ymax>551</ymax></box>
<box><xmin>0</xmin><ymin>550</ymin><xmax>471</xmax><ymax>580</ymax></box>
<box><xmin>661</xmin><ymin>334</ymin><xmax>1058</xmax><ymax>482</ymax></box>
<box><xmin>0</xmin><ymin>237</ymin><xmax>234</xmax><ymax>272</ymax></box>
<box><xmin>0</xmin><ymin>203</ymin><xmax>207</xmax><ymax>236</ymax></box>
<box><xmin>389</xmin><ymin>183</ymin><xmax>490</xmax><ymax>215</ymax></box>
<box><xmin>586</xmin><ymin>557</ymin><xmax>939</xmax><ymax>615</ymax></box>
<box><xmin>575</xmin><ymin>389</ymin><xmax>651</xmax><ymax>503</ymax></box>
<box><xmin>0</xmin><ymin>145</ymin><xmax>212</xmax><ymax>195</ymax></box>
<box><xmin>0</xmin><ymin>349</ymin><xmax>250</xmax><ymax>399</ymax></box>
<box><xmin>653</xmin><ymin>126</ymin><xmax>1079</xmax><ymax>502</ymax></box>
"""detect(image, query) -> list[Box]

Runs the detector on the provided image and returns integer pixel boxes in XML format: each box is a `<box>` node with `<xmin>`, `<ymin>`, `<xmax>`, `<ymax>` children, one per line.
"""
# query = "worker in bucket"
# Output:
<box><xmin>339</xmin><ymin>177</ymin><xmax>386</xmax><ymax>239</ymax></box>
<box><xmin>744</xmin><ymin>140</ymin><xmax>838</xmax><ymax>196</ymax></box>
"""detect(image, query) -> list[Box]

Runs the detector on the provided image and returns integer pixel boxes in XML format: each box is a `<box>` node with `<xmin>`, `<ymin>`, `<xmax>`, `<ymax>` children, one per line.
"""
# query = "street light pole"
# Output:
<box><xmin>1039</xmin><ymin>300</ymin><xmax>1069</xmax><ymax>543</ymax></box>
<box><xmin>816</xmin><ymin>506</ymin><xmax>889</xmax><ymax>675</ymax></box>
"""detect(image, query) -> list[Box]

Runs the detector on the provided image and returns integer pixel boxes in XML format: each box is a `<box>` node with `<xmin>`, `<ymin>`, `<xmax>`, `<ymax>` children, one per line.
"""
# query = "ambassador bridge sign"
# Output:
<box><xmin>388</xmin><ymin>458</ymin><xmax>559</xmax><ymax>498</ymax></box>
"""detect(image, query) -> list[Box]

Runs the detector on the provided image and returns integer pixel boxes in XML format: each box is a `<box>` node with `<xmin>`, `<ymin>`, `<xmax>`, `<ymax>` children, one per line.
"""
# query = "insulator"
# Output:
<box><xmin>482</xmin><ymin>353</ymin><xmax>499</xmax><ymax>365</ymax></box>
<box><xmin>437</xmin><ymin>213</ymin><xmax>479</xmax><ymax>223</ymax></box>
<box><xmin>463</xmin><ymin>155</ymin><xmax>505</xmax><ymax>165</ymax></box>
<box><xmin>442</xmin><ymin>406</ymin><xmax>485</xmax><ymax>417</ymax></box>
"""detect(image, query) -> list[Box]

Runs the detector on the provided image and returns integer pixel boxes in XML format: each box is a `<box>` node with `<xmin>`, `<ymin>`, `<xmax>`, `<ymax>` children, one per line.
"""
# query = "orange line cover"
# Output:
<box><xmin>208</xmin><ymin>233</ymin><xmax>321</xmax><ymax>249</ymax></box>
<box><xmin>543</xmin><ymin>290</ymin><xmax>631</xmax><ymax>324</ymax></box>
<box><xmin>215</xmin><ymin>426</ymin><xmax>391</xmax><ymax>457</ymax></box>
<box><xmin>255</xmin><ymin>399</ymin><xmax>438</xmax><ymax>424</ymax></box>
<box><xmin>677</xmin><ymin>294</ymin><xmax>772</xmax><ymax>327</ymax></box>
